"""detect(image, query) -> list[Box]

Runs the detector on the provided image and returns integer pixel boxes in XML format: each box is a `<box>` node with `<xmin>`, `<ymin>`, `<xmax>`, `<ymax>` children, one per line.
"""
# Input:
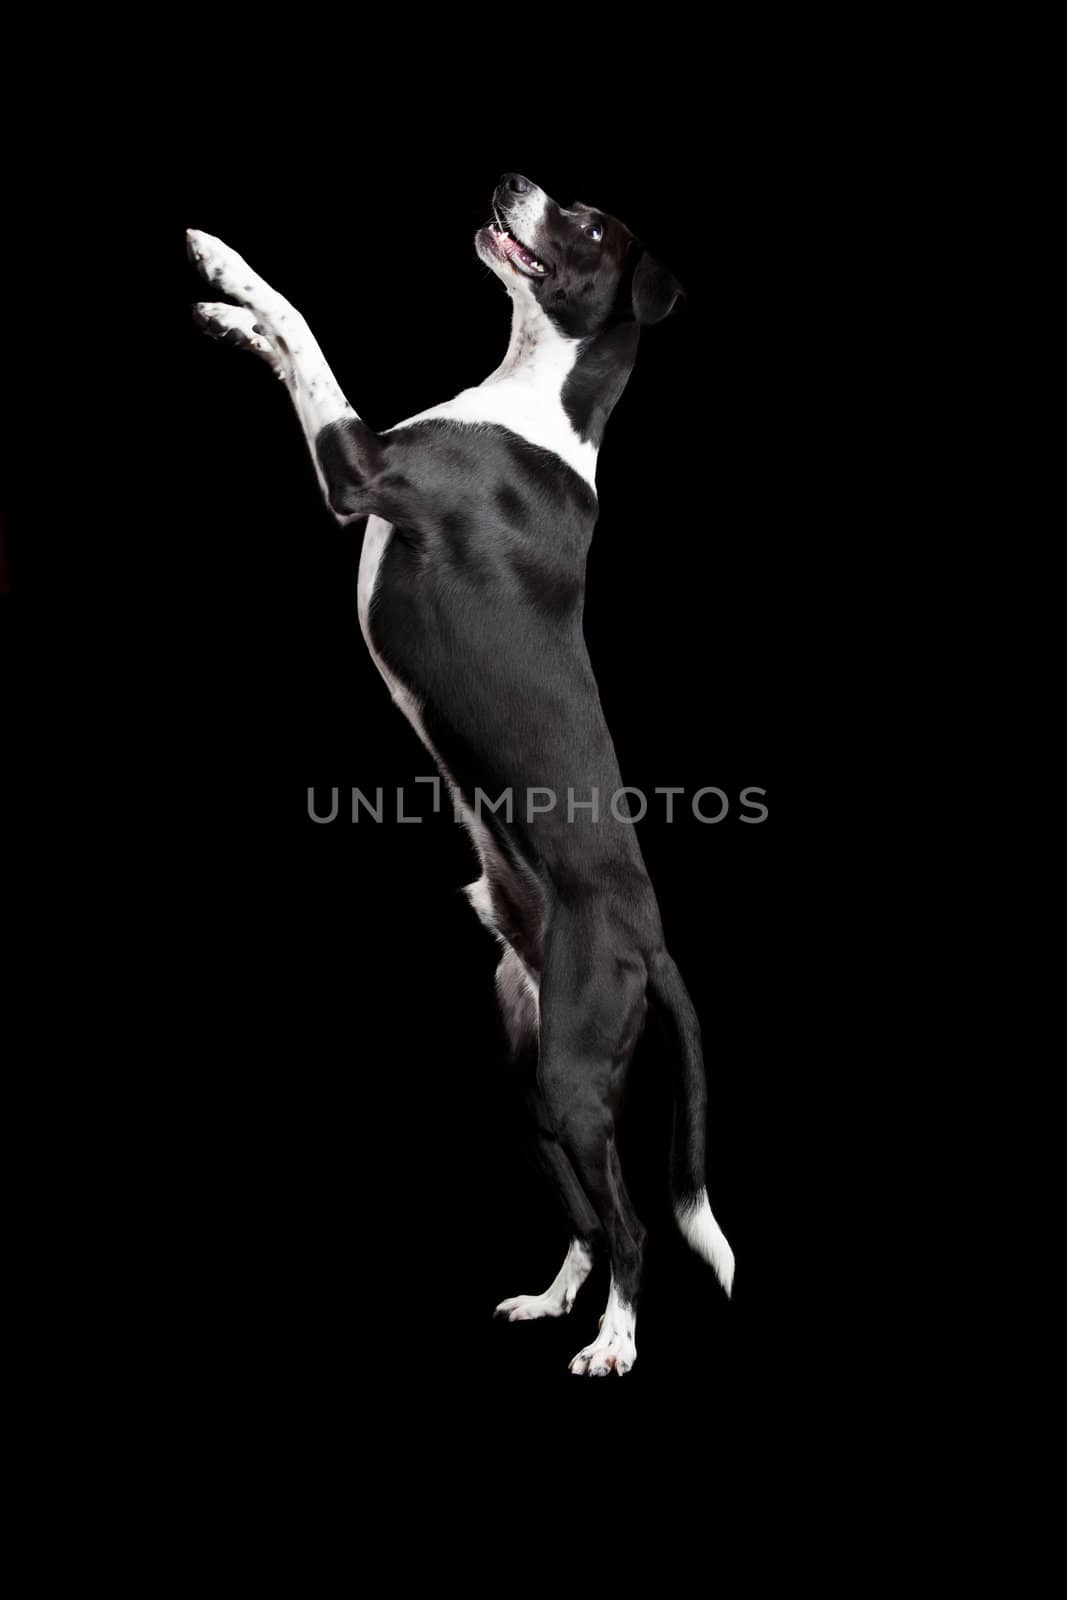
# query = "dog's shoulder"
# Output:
<box><xmin>382</xmin><ymin>418</ymin><xmax>598</xmax><ymax>526</ymax></box>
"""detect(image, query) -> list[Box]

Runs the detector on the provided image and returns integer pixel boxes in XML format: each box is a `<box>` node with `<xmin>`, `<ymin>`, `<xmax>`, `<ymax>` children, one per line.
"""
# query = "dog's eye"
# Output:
<box><xmin>583</xmin><ymin>223</ymin><xmax>603</xmax><ymax>242</ymax></box>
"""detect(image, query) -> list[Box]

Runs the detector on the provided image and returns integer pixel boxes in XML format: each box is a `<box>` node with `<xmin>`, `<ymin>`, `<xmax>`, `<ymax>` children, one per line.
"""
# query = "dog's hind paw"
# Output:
<box><xmin>568</xmin><ymin>1285</ymin><xmax>637</xmax><ymax>1376</ymax></box>
<box><xmin>494</xmin><ymin>1291</ymin><xmax>574</xmax><ymax>1322</ymax></box>
<box><xmin>567</xmin><ymin>1327</ymin><xmax>636</xmax><ymax>1377</ymax></box>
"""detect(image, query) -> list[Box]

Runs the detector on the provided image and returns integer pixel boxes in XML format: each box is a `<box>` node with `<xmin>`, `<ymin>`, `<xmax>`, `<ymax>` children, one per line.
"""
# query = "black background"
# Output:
<box><xmin>11</xmin><ymin>82</ymin><xmax>863</xmax><ymax>1447</ymax></box>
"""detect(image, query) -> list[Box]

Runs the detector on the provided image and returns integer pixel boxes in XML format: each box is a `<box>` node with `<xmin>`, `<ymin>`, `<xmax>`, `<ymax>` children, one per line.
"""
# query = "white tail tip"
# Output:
<box><xmin>675</xmin><ymin>1189</ymin><xmax>735</xmax><ymax>1297</ymax></box>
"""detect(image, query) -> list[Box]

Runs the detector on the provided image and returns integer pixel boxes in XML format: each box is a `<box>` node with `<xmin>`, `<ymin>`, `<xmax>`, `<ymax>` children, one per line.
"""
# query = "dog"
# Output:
<box><xmin>188</xmin><ymin>172</ymin><xmax>734</xmax><ymax>1377</ymax></box>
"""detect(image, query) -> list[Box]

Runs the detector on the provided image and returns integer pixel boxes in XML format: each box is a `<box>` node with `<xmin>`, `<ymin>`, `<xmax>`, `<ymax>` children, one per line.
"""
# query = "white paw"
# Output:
<box><xmin>192</xmin><ymin>301</ymin><xmax>278</xmax><ymax>356</ymax></box>
<box><xmin>568</xmin><ymin>1280</ymin><xmax>637</xmax><ymax>1376</ymax></box>
<box><xmin>186</xmin><ymin>229</ymin><xmax>259</xmax><ymax>303</ymax></box>
<box><xmin>568</xmin><ymin>1324</ymin><xmax>637</xmax><ymax>1376</ymax></box>
<box><xmin>494</xmin><ymin>1291</ymin><xmax>574</xmax><ymax>1322</ymax></box>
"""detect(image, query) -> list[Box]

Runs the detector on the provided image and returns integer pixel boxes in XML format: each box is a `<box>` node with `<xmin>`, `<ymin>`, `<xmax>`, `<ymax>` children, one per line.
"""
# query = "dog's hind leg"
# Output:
<box><xmin>492</xmin><ymin>947</ymin><xmax>601</xmax><ymax>1323</ymax></box>
<box><xmin>187</xmin><ymin>229</ymin><xmax>378</xmax><ymax>518</ymax></box>
<box><xmin>534</xmin><ymin>903</ymin><xmax>650</xmax><ymax>1377</ymax></box>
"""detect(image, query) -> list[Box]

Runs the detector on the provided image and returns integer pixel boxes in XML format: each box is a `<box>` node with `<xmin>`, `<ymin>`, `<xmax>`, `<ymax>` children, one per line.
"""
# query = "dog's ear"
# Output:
<box><xmin>631</xmin><ymin>247</ymin><xmax>684</xmax><ymax>325</ymax></box>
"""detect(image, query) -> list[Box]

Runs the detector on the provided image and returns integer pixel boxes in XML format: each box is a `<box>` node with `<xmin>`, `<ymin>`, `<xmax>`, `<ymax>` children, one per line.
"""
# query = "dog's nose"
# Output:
<box><xmin>501</xmin><ymin>173</ymin><xmax>531</xmax><ymax>195</ymax></box>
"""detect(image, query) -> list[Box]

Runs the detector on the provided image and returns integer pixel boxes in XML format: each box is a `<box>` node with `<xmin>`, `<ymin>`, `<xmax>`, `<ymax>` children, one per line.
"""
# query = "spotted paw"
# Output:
<box><xmin>494</xmin><ymin>1291</ymin><xmax>574</xmax><ymax>1322</ymax></box>
<box><xmin>186</xmin><ymin>229</ymin><xmax>262</xmax><ymax>304</ymax></box>
<box><xmin>192</xmin><ymin>303</ymin><xmax>281</xmax><ymax>368</ymax></box>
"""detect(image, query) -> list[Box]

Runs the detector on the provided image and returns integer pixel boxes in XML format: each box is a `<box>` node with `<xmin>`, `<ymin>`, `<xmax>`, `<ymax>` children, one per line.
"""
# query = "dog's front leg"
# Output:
<box><xmin>187</xmin><ymin>229</ymin><xmax>380</xmax><ymax>522</ymax></box>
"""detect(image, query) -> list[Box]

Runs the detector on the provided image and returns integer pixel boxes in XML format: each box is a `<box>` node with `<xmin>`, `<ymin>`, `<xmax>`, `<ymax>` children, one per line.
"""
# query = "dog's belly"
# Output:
<box><xmin>357</xmin><ymin>516</ymin><xmax>417</xmax><ymax>724</ymax></box>
<box><xmin>358</xmin><ymin>514</ymin><xmax>544</xmax><ymax>975</ymax></box>
<box><xmin>357</xmin><ymin>514</ymin><xmax>458</xmax><ymax>792</ymax></box>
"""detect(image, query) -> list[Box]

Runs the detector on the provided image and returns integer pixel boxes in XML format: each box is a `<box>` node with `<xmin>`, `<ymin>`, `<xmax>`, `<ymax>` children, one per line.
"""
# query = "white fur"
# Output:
<box><xmin>192</xmin><ymin>301</ymin><xmax>278</xmax><ymax>360</ymax></box>
<box><xmin>568</xmin><ymin>1276</ymin><xmax>637</xmax><ymax>1376</ymax></box>
<box><xmin>495</xmin><ymin>1238</ymin><xmax>593</xmax><ymax>1322</ymax></box>
<box><xmin>391</xmin><ymin>182</ymin><xmax>598</xmax><ymax>491</ymax></box>
<box><xmin>488</xmin><ymin>186</ymin><xmax>551</xmax><ymax>270</ymax></box>
<box><xmin>675</xmin><ymin>1188</ymin><xmax>735</xmax><ymax>1296</ymax></box>
<box><xmin>465</xmin><ymin>873</ymin><xmax>499</xmax><ymax>936</ymax></box>
<box><xmin>387</xmin><ymin>282</ymin><xmax>597</xmax><ymax>489</ymax></box>
<box><xmin>187</xmin><ymin>230</ymin><xmax>354</xmax><ymax>507</ymax></box>
<box><xmin>463</xmin><ymin>874</ymin><xmax>540</xmax><ymax>1005</ymax></box>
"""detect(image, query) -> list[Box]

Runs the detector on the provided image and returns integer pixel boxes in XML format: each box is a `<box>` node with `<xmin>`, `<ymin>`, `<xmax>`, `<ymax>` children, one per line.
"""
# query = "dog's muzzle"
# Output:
<box><xmin>483</xmin><ymin>220</ymin><xmax>549</xmax><ymax>277</ymax></box>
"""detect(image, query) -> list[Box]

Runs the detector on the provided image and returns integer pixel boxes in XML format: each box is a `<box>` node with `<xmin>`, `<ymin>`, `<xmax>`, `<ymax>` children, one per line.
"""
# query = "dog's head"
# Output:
<box><xmin>475</xmin><ymin>173</ymin><xmax>682</xmax><ymax>339</ymax></box>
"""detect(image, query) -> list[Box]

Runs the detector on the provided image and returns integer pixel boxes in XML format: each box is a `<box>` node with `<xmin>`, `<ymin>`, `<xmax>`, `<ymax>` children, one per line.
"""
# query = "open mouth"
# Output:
<box><xmin>486</xmin><ymin>210</ymin><xmax>550</xmax><ymax>278</ymax></box>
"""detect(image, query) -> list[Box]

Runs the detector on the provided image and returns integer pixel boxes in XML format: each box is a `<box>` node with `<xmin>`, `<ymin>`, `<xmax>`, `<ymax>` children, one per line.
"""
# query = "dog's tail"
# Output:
<box><xmin>648</xmin><ymin>951</ymin><xmax>735</xmax><ymax>1297</ymax></box>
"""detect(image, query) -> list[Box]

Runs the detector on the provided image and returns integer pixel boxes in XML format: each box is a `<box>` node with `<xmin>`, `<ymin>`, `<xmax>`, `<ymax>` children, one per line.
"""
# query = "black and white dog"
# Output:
<box><xmin>189</xmin><ymin>173</ymin><xmax>733</xmax><ymax>1377</ymax></box>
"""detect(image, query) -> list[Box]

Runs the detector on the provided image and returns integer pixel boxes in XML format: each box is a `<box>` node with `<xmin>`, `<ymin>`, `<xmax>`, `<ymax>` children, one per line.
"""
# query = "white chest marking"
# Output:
<box><xmin>386</xmin><ymin>386</ymin><xmax>597</xmax><ymax>490</ymax></box>
<box><xmin>383</xmin><ymin>291</ymin><xmax>599</xmax><ymax>493</ymax></box>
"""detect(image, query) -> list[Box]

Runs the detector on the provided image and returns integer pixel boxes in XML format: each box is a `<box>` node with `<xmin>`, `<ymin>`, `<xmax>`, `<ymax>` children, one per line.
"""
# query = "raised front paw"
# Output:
<box><xmin>186</xmin><ymin>229</ymin><xmax>260</xmax><ymax>303</ymax></box>
<box><xmin>192</xmin><ymin>302</ymin><xmax>282</xmax><ymax>370</ymax></box>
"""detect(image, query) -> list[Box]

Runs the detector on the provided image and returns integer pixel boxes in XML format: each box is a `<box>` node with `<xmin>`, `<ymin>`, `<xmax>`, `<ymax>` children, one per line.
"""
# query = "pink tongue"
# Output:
<box><xmin>503</xmin><ymin>236</ymin><xmax>533</xmax><ymax>265</ymax></box>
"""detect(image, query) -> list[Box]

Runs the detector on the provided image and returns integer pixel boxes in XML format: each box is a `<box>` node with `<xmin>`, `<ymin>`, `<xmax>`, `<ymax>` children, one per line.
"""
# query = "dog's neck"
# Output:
<box><xmin>482</xmin><ymin>290</ymin><xmax>642</xmax><ymax>454</ymax></box>
<box><xmin>484</xmin><ymin>291</ymin><xmax>579</xmax><ymax>392</ymax></box>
